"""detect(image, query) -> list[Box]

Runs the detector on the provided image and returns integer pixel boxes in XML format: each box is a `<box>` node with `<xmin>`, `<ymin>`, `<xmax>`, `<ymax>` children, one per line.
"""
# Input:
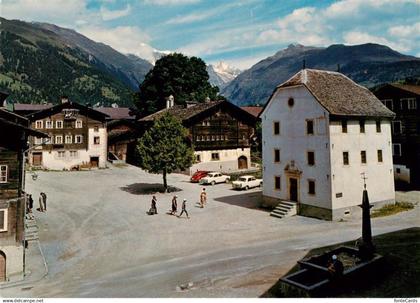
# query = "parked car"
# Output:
<box><xmin>190</xmin><ymin>171</ymin><xmax>208</xmax><ymax>183</ymax></box>
<box><xmin>232</xmin><ymin>175</ymin><xmax>263</xmax><ymax>190</ymax></box>
<box><xmin>199</xmin><ymin>172</ymin><xmax>230</xmax><ymax>185</ymax></box>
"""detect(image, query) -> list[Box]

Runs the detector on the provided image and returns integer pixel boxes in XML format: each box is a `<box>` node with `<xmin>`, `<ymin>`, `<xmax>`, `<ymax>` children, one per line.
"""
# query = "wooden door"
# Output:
<box><xmin>90</xmin><ymin>157</ymin><xmax>99</xmax><ymax>168</ymax></box>
<box><xmin>289</xmin><ymin>178</ymin><xmax>298</xmax><ymax>202</ymax></box>
<box><xmin>32</xmin><ymin>153</ymin><xmax>42</xmax><ymax>166</ymax></box>
<box><xmin>0</xmin><ymin>251</ymin><xmax>5</xmax><ymax>282</ymax></box>
<box><xmin>238</xmin><ymin>156</ymin><xmax>248</xmax><ymax>169</ymax></box>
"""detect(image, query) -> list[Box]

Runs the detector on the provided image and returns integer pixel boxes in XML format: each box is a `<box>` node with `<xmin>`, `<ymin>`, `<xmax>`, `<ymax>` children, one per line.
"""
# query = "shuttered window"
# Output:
<box><xmin>0</xmin><ymin>165</ymin><xmax>7</xmax><ymax>183</ymax></box>
<box><xmin>0</xmin><ymin>209</ymin><xmax>7</xmax><ymax>232</ymax></box>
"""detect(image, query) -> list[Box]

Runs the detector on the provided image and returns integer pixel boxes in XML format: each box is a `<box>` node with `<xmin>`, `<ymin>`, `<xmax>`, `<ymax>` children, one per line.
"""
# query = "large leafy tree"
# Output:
<box><xmin>136</xmin><ymin>113</ymin><xmax>194</xmax><ymax>191</ymax></box>
<box><xmin>136</xmin><ymin>53</ymin><xmax>220</xmax><ymax>116</ymax></box>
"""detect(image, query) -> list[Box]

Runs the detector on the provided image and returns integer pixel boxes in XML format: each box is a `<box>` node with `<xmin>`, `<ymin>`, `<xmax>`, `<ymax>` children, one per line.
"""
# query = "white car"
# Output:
<box><xmin>232</xmin><ymin>175</ymin><xmax>263</xmax><ymax>190</ymax></box>
<box><xmin>199</xmin><ymin>172</ymin><xmax>230</xmax><ymax>185</ymax></box>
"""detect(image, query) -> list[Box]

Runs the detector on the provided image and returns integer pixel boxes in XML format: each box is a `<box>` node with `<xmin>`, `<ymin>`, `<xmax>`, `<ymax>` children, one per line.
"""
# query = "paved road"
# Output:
<box><xmin>3</xmin><ymin>165</ymin><xmax>419</xmax><ymax>297</ymax></box>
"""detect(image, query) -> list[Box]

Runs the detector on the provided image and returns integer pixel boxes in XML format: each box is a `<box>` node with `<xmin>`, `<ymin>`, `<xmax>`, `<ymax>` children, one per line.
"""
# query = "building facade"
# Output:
<box><xmin>261</xmin><ymin>69</ymin><xmax>395</xmax><ymax>221</ymax></box>
<box><xmin>26</xmin><ymin>100</ymin><xmax>109</xmax><ymax>170</ymax></box>
<box><xmin>140</xmin><ymin>99</ymin><xmax>258</xmax><ymax>174</ymax></box>
<box><xmin>0</xmin><ymin>108</ymin><xmax>46</xmax><ymax>282</ymax></box>
<box><xmin>373</xmin><ymin>84</ymin><xmax>420</xmax><ymax>188</ymax></box>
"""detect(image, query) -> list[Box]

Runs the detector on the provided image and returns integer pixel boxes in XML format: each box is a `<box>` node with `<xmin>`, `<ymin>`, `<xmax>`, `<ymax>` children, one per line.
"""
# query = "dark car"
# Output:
<box><xmin>190</xmin><ymin>171</ymin><xmax>208</xmax><ymax>183</ymax></box>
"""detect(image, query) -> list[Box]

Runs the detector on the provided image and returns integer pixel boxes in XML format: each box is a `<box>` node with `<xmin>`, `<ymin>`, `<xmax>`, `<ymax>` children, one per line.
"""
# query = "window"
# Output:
<box><xmin>341</xmin><ymin>120</ymin><xmax>347</xmax><ymax>133</ymax></box>
<box><xmin>65</xmin><ymin>135</ymin><xmax>72</xmax><ymax>144</ymax></box>
<box><xmin>0</xmin><ymin>209</ymin><xmax>8</xmax><ymax>232</ymax></box>
<box><xmin>343</xmin><ymin>152</ymin><xmax>349</xmax><ymax>165</ymax></box>
<box><xmin>57</xmin><ymin>151</ymin><xmax>65</xmax><ymax>158</ymax></box>
<box><xmin>55</xmin><ymin>135</ymin><xmax>63</xmax><ymax>144</ymax></box>
<box><xmin>359</xmin><ymin>120</ymin><xmax>365</xmax><ymax>133</ymax></box>
<box><xmin>196</xmin><ymin>154</ymin><xmax>201</xmax><ymax>162</ymax></box>
<box><xmin>288</xmin><ymin>97</ymin><xmax>294</xmax><ymax>107</ymax></box>
<box><xmin>196</xmin><ymin>136</ymin><xmax>201</xmax><ymax>141</ymax></box>
<box><xmin>0</xmin><ymin>165</ymin><xmax>8</xmax><ymax>183</ymax></box>
<box><xmin>273</xmin><ymin>121</ymin><xmax>280</xmax><ymax>135</ymax></box>
<box><xmin>377</xmin><ymin>150</ymin><xmax>383</xmax><ymax>163</ymax></box>
<box><xmin>206</xmin><ymin>135</ymin><xmax>210</xmax><ymax>141</ymax></box>
<box><xmin>211</xmin><ymin>135</ymin><xmax>215</xmax><ymax>141</ymax></box>
<box><xmin>224</xmin><ymin>135</ymin><xmax>228</xmax><ymax>141</ymax></box>
<box><xmin>274</xmin><ymin>176</ymin><xmax>281</xmax><ymax>190</ymax></box>
<box><xmin>376</xmin><ymin>121</ymin><xmax>381</xmax><ymax>133</ymax></box>
<box><xmin>396</xmin><ymin>168</ymin><xmax>401</xmax><ymax>174</ymax></box>
<box><xmin>94</xmin><ymin>126</ymin><xmax>99</xmax><ymax>132</ymax></box>
<box><xmin>35</xmin><ymin>120</ymin><xmax>43</xmax><ymax>129</ymax></box>
<box><xmin>274</xmin><ymin>149</ymin><xmax>280</xmax><ymax>163</ymax></box>
<box><xmin>392</xmin><ymin>121</ymin><xmax>402</xmax><ymax>134</ymax></box>
<box><xmin>76</xmin><ymin>120</ymin><xmax>83</xmax><ymax>128</ymax></box>
<box><xmin>45</xmin><ymin>120</ymin><xmax>53</xmax><ymax>129</ymax></box>
<box><xmin>408</xmin><ymin>98</ymin><xmax>417</xmax><ymax>110</ymax></box>
<box><xmin>393</xmin><ymin>144</ymin><xmax>401</xmax><ymax>156</ymax></box>
<box><xmin>211</xmin><ymin>153</ymin><xmax>220</xmax><ymax>161</ymax></box>
<box><xmin>56</xmin><ymin>120</ymin><xmax>63</xmax><ymax>129</ymax></box>
<box><xmin>34</xmin><ymin>137</ymin><xmax>43</xmax><ymax>145</ymax></box>
<box><xmin>308</xmin><ymin>180</ymin><xmax>316</xmax><ymax>195</ymax></box>
<box><xmin>306</xmin><ymin>120</ymin><xmax>314</xmax><ymax>135</ymax></box>
<box><xmin>307</xmin><ymin>151</ymin><xmax>315</xmax><ymax>166</ymax></box>
<box><xmin>94</xmin><ymin>136</ymin><xmax>100</xmax><ymax>145</ymax></box>
<box><xmin>75</xmin><ymin>135</ymin><xmax>83</xmax><ymax>144</ymax></box>
<box><xmin>381</xmin><ymin>99</ymin><xmax>393</xmax><ymax>110</ymax></box>
<box><xmin>69</xmin><ymin>151</ymin><xmax>78</xmax><ymax>158</ymax></box>
<box><xmin>361</xmin><ymin>150</ymin><xmax>367</xmax><ymax>164</ymax></box>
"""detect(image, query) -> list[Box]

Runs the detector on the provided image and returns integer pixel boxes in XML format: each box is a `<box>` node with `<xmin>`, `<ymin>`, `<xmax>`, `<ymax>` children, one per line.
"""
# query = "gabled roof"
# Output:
<box><xmin>14</xmin><ymin>103</ymin><xmax>53</xmax><ymax>112</ymax></box>
<box><xmin>269</xmin><ymin>69</ymin><xmax>395</xmax><ymax>118</ymax></box>
<box><xmin>387</xmin><ymin>83</ymin><xmax>420</xmax><ymax>96</ymax></box>
<box><xmin>95</xmin><ymin>107</ymin><xmax>136</xmax><ymax>120</ymax></box>
<box><xmin>27</xmin><ymin>102</ymin><xmax>109</xmax><ymax>121</ymax></box>
<box><xmin>140</xmin><ymin>100</ymin><xmax>258</xmax><ymax>125</ymax></box>
<box><xmin>241</xmin><ymin>106</ymin><xmax>263</xmax><ymax>118</ymax></box>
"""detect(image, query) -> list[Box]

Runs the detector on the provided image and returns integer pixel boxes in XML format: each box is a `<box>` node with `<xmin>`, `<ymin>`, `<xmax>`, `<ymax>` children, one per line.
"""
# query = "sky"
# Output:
<box><xmin>1</xmin><ymin>0</ymin><xmax>419</xmax><ymax>69</ymax></box>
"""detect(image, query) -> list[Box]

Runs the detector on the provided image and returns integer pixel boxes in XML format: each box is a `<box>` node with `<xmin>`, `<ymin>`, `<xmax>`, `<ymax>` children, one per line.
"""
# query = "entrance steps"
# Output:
<box><xmin>25</xmin><ymin>217</ymin><xmax>39</xmax><ymax>241</ymax></box>
<box><xmin>270</xmin><ymin>201</ymin><xmax>297</xmax><ymax>219</ymax></box>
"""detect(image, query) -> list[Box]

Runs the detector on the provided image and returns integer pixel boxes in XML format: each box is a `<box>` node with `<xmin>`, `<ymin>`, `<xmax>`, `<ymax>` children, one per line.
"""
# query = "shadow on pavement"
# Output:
<box><xmin>214</xmin><ymin>191</ymin><xmax>267</xmax><ymax>211</ymax></box>
<box><xmin>120</xmin><ymin>183</ymin><xmax>182</xmax><ymax>195</ymax></box>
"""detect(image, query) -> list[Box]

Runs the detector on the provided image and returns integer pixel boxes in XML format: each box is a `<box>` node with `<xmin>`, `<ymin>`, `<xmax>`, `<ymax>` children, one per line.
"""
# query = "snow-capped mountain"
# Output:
<box><xmin>207</xmin><ymin>62</ymin><xmax>241</xmax><ymax>89</ymax></box>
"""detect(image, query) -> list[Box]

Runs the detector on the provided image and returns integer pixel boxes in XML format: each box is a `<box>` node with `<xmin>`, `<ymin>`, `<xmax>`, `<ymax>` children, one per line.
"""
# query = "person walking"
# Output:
<box><xmin>42</xmin><ymin>192</ymin><xmax>47</xmax><ymax>211</ymax></box>
<box><xmin>38</xmin><ymin>193</ymin><xmax>44</xmax><ymax>212</ymax></box>
<box><xmin>200</xmin><ymin>188</ymin><xmax>207</xmax><ymax>208</ymax></box>
<box><xmin>149</xmin><ymin>195</ymin><xmax>158</xmax><ymax>215</ymax></box>
<box><xmin>178</xmin><ymin>199</ymin><xmax>189</xmax><ymax>219</ymax></box>
<box><xmin>171</xmin><ymin>195</ymin><xmax>178</xmax><ymax>215</ymax></box>
<box><xmin>28</xmin><ymin>194</ymin><xmax>34</xmax><ymax>213</ymax></box>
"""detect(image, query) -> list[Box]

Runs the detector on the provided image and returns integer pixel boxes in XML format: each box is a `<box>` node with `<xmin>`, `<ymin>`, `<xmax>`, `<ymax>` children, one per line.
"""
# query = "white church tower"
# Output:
<box><xmin>260</xmin><ymin>69</ymin><xmax>395</xmax><ymax>220</ymax></box>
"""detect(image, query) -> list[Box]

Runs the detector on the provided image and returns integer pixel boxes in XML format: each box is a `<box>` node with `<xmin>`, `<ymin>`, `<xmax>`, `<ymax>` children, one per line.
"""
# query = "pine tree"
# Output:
<box><xmin>136</xmin><ymin>113</ymin><xmax>194</xmax><ymax>191</ymax></box>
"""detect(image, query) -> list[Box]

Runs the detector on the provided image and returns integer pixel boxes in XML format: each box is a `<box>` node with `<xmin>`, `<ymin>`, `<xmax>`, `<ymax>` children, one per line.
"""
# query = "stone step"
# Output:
<box><xmin>270</xmin><ymin>212</ymin><xmax>284</xmax><ymax>219</ymax></box>
<box><xmin>279</xmin><ymin>201</ymin><xmax>296</xmax><ymax>207</ymax></box>
<box><xmin>272</xmin><ymin>209</ymin><xmax>288</xmax><ymax>216</ymax></box>
<box><xmin>270</xmin><ymin>200</ymin><xmax>297</xmax><ymax>219</ymax></box>
<box><xmin>25</xmin><ymin>233</ymin><xmax>39</xmax><ymax>241</ymax></box>
<box><xmin>275</xmin><ymin>205</ymin><xmax>292</xmax><ymax>212</ymax></box>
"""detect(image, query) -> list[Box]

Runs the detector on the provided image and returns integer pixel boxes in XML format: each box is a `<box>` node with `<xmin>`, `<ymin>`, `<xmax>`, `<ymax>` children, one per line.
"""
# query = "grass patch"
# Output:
<box><xmin>371</xmin><ymin>202</ymin><xmax>415</xmax><ymax>218</ymax></box>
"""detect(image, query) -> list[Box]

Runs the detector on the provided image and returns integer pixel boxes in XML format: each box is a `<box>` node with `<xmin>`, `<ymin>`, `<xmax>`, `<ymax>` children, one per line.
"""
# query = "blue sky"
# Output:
<box><xmin>2</xmin><ymin>0</ymin><xmax>419</xmax><ymax>69</ymax></box>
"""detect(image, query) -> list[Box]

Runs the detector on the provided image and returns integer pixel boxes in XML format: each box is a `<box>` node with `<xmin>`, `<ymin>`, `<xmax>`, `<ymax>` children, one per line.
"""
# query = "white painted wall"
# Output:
<box><xmin>329</xmin><ymin>120</ymin><xmax>395</xmax><ymax>210</ymax></box>
<box><xmin>0</xmin><ymin>245</ymin><xmax>24</xmax><ymax>282</ymax></box>
<box><xmin>190</xmin><ymin>148</ymin><xmax>251</xmax><ymax>174</ymax></box>
<box><xmin>31</xmin><ymin>127</ymin><xmax>107</xmax><ymax>170</ymax></box>
<box><xmin>261</xmin><ymin>85</ymin><xmax>332</xmax><ymax>209</ymax></box>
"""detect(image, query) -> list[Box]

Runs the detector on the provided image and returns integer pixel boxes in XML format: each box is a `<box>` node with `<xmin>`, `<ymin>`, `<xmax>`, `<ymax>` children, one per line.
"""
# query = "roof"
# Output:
<box><xmin>241</xmin><ymin>106</ymin><xmax>263</xmax><ymax>118</ymax></box>
<box><xmin>272</xmin><ymin>69</ymin><xmax>395</xmax><ymax>118</ymax></box>
<box><xmin>140</xmin><ymin>100</ymin><xmax>258</xmax><ymax>125</ymax></box>
<box><xmin>95</xmin><ymin>107</ymin><xmax>136</xmax><ymax>120</ymax></box>
<box><xmin>0</xmin><ymin>108</ymin><xmax>48</xmax><ymax>137</ymax></box>
<box><xmin>388</xmin><ymin>84</ymin><xmax>420</xmax><ymax>96</ymax></box>
<box><xmin>27</xmin><ymin>102</ymin><xmax>109</xmax><ymax>121</ymax></box>
<box><xmin>14</xmin><ymin>103</ymin><xmax>53</xmax><ymax>112</ymax></box>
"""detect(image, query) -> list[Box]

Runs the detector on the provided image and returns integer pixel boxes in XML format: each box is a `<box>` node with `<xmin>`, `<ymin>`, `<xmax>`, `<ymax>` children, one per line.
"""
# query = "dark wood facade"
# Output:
<box><xmin>374</xmin><ymin>84</ymin><xmax>420</xmax><ymax>188</ymax></box>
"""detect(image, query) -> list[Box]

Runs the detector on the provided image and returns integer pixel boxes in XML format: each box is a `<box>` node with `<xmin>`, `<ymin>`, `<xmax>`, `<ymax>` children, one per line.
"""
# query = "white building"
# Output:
<box><xmin>27</xmin><ymin>100</ymin><xmax>109</xmax><ymax>170</ymax></box>
<box><xmin>261</xmin><ymin>69</ymin><xmax>395</xmax><ymax>220</ymax></box>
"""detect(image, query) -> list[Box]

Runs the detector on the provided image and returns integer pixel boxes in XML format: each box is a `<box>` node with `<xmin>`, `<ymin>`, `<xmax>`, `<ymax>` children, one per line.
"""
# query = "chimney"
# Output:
<box><xmin>166</xmin><ymin>95</ymin><xmax>174</xmax><ymax>109</ymax></box>
<box><xmin>61</xmin><ymin>96</ymin><xmax>69</xmax><ymax>104</ymax></box>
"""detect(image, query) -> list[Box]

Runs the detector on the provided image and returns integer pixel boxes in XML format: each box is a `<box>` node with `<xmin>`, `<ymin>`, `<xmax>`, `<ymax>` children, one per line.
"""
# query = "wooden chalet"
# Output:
<box><xmin>0</xmin><ymin>107</ymin><xmax>46</xmax><ymax>282</ymax></box>
<box><xmin>140</xmin><ymin>98</ymin><xmax>258</xmax><ymax>174</ymax></box>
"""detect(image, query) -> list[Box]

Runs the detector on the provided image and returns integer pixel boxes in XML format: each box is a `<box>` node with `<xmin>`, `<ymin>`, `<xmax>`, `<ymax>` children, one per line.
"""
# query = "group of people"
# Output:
<box><xmin>26</xmin><ymin>192</ymin><xmax>47</xmax><ymax>214</ymax></box>
<box><xmin>147</xmin><ymin>188</ymin><xmax>209</xmax><ymax>219</ymax></box>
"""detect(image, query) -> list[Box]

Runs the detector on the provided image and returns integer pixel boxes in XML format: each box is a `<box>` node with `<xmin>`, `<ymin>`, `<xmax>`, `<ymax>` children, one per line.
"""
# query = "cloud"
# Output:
<box><xmin>343</xmin><ymin>31</ymin><xmax>411</xmax><ymax>52</ymax></box>
<box><xmin>78</xmin><ymin>25</ymin><xmax>156</xmax><ymax>62</ymax></box>
<box><xmin>388</xmin><ymin>22</ymin><xmax>420</xmax><ymax>38</ymax></box>
<box><xmin>142</xmin><ymin>0</ymin><xmax>200</xmax><ymax>5</ymax></box>
<box><xmin>100</xmin><ymin>4</ymin><xmax>131</xmax><ymax>21</ymax></box>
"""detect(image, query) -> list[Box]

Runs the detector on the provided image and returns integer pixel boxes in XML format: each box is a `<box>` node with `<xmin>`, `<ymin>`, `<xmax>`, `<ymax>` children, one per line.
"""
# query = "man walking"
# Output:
<box><xmin>200</xmin><ymin>188</ymin><xmax>207</xmax><ymax>208</ymax></box>
<box><xmin>38</xmin><ymin>193</ymin><xmax>44</xmax><ymax>212</ymax></box>
<box><xmin>178</xmin><ymin>199</ymin><xmax>189</xmax><ymax>219</ymax></box>
<box><xmin>42</xmin><ymin>192</ymin><xmax>47</xmax><ymax>211</ymax></box>
<box><xmin>171</xmin><ymin>195</ymin><xmax>178</xmax><ymax>215</ymax></box>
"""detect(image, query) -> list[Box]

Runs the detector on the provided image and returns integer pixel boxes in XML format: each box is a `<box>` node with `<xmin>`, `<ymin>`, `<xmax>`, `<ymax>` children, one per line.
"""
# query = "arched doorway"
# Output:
<box><xmin>238</xmin><ymin>156</ymin><xmax>248</xmax><ymax>169</ymax></box>
<box><xmin>0</xmin><ymin>251</ymin><xmax>6</xmax><ymax>282</ymax></box>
